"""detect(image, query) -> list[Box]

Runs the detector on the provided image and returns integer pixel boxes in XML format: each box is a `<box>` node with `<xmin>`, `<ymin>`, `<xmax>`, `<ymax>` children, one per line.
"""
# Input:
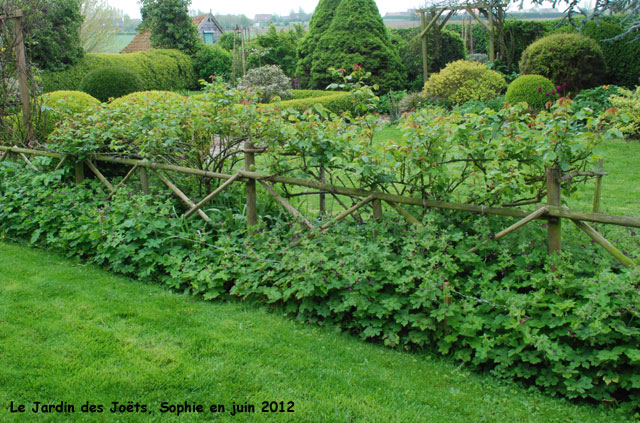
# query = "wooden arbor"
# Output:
<box><xmin>0</xmin><ymin>10</ymin><xmax>33</xmax><ymax>141</ymax></box>
<box><xmin>417</xmin><ymin>1</ymin><xmax>507</xmax><ymax>83</ymax></box>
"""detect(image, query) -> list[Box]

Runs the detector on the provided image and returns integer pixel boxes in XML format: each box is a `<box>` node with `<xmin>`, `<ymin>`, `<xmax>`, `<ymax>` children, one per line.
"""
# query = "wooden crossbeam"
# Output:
<box><xmin>469</xmin><ymin>206</ymin><xmax>548</xmax><ymax>253</ymax></box>
<box><xmin>153</xmin><ymin>170</ymin><xmax>211</xmax><ymax>222</ymax></box>
<box><xmin>385</xmin><ymin>200</ymin><xmax>421</xmax><ymax>226</ymax></box>
<box><xmin>420</xmin><ymin>9</ymin><xmax>446</xmax><ymax>38</ymax></box>
<box><xmin>464</xmin><ymin>7</ymin><xmax>490</xmax><ymax>30</ymax></box>
<box><xmin>106</xmin><ymin>165</ymin><xmax>138</xmax><ymax>201</ymax></box>
<box><xmin>0</xmin><ymin>150</ymin><xmax>8</xmax><ymax>162</ymax></box>
<box><xmin>437</xmin><ymin>10</ymin><xmax>456</xmax><ymax>31</ymax></box>
<box><xmin>18</xmin><ymin>152</ymin><xmax>38</xmax><ymax>172</ymax></box>
<box><xmin>258</xmin><ymin>180</ymin><xmax>313</xmax><ymax>230</ymax></box>
<box><xmin>570</xmin><ymin>218</ymin><xmax>636</xmax><ymax>268</ymax></box>
<box><xmin>85</xmin><ymin>160</ymin><xmax>114</xmax><ymax>193</ymax></box>
<box><xmin>184</xmin><ymin>172</ymin><xmax>241</xmax><ymax>219</ymax></box>
<box><xmin>320</xmin><ymin>195</ymin><xmax>375</xmax><ymax>231</ymax></box>
<box><xmin>53</xmin><ymin>154</ymin><xmax>68</xmax><ymax>171</ymax></box>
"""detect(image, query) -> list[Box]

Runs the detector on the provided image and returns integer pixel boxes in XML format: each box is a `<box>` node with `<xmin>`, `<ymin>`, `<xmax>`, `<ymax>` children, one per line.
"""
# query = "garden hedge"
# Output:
<box><xmin>79</xmin><ymin>66</ymin><xmax>143</xmax><ymax>102</ymax></box>
<box><xmin>269</xmin><ymin>92</ymin><xmax>354</xmax><ymax>114</ymax></box>
<box><xmin>42</xmin><ymin>49</ymin><xmax>197</xmax><ymax>93</ymax></box>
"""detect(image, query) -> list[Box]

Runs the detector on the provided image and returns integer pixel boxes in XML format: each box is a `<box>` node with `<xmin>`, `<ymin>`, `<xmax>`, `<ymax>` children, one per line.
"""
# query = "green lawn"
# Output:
<box><xmin>94</xmin><ymin>33</ymin><xmax>136</xmax><ymax>54</ymax></box>
<box><xmin>0</xmin><ymin>242</ymin><xmax>631</xmax><ymax>423</ymax></box>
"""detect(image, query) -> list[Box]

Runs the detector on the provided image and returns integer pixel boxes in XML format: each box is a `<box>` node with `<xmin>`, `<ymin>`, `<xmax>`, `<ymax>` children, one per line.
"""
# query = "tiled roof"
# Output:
<box><xmin>121</xmin><ymin>16</ymin><xmax>208</xmax><ymax>54</ymax></box>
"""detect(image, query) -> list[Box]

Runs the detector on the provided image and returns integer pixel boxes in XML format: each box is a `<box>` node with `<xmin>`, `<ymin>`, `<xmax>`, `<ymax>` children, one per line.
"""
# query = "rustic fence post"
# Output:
<box><xmin>12</xmin><ymin>11</ymin><xmax>33</xmax><ymax>143</ymax></box>
<box><xmin>372</xmin><ymin>199</ymin><xmax>382</xmax><ymax>219</ymax></box>
<box><xmin>593</xmin><ymin>158</ymin><xmax>604</xmax><ymax>213</ymax></box>
<box><xmin>319</xmin><ymin>166</ymin><xmax>326</xmax><ymax>216</ymax></box>
<box><xmin>139</xmin><ymin>167</ymin><xmax>150</xmax><ymax>195</ymax></box>
<box><xmin>546</xmin><ymin>167</ymin><xmax>562</xmax><ymax>254</ymax></box>
<box><xmin>75</xmin><ymin>160</ymin><xmax>84</xmax><ymax>184</ymax></box>
<box><xmin>245</xmin><ymin>141</ymin><xmax>257</xmax><ymax>227</ymax></box>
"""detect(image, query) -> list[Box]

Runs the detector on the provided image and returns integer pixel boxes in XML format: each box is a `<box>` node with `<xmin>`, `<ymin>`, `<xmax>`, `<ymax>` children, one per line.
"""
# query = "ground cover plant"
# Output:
<box><xmin>1</xmin><ymin>242</ymin><xmax>634</xmax><ymax>423</ymax></box>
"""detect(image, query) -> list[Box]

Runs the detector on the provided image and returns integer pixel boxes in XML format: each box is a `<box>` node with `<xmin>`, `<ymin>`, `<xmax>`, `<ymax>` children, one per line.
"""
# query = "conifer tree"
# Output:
<box><xmin>309</xmin><ymin>0</ymin><xmax>404</xmax><ymax>92</ymax></box>
<box><xmin>295</xmin><ymin>0</ymin><xmax>342</xmax><ymax>87</ymax></box>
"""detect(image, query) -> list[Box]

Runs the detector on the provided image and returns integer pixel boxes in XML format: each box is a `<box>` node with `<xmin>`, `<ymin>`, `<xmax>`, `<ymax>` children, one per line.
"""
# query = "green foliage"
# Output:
<box><xmin>237</xmin><ymin>65</ymin><xmax>292</xmax><ymax>103</ymax></box>
<box><xmin>519</xmin><ymin>33</ymin><xmax>606</xmax><ymax>92</ymax></box>
<box><xmin>193</xmin><ymin>44</ymin><xmax>233</xmax><ymax>82</ymax></box>
<box><xmin>38</xmin><ymin>90</ymin><xmax>100</xmax><ymax>137</ymax></box>
<box><xmin>79</xmin><ymin>66</ymin><xmax>143</xmax><ymax>102</ymax></box>
<box><xmin>572</xmin><ymin>85</ymin><xmax>620</xmax><ymax>115</ymax></box>
<box><xmin>309</xmin><ymin>0</ymin><xmax>405</xmax><ymax>92</ymax></box>
<box><xmin>398</xmin><ymin>91</ymin><xmax>429</xmax><ymax>113</ymax></box>
<box><xmin>423</xmin><ymin>60</ymin><xmax>506</xmax><ymax>105</ymax></box>
<box><xmin>247</xmin><ymin>25</ymin><xmax>304</xmax><ymax>78</ymax></box>
<box><xmin>139</xmin><ymin>0</ymin><xmax>201</xmax><ymax>56</ymax></box>
<box><xmin>392</xmin><ymin>28</ymin><xmax>466</xmax><ymax>92</ymax></box>
<box><xmin>505</xmin><ymin>74</ymin><xmax>557</xmax><ymax>110</ymax></box>
<box><xmin>272</xmin><ymin>92</ymin><xmax>355</xmax><ymax>114</ymax></box>
<box><xmin>107</xmin><ymin>90</ymin><xmax>186</xmax><ymax>109</ymax></box>
<box><xmin>15</xmin><ymin>0</ymin><xmax>84</xmax><ymax>71</ymax></box>
<box><xmin>296</xmin><ymin>0</ymin><xmax>343</xmax><ymax>87</ymax></box>
<box><xmin>289</xmin><ymin>89</ymin><xmax>336</xmax><ymax>100</ymax></box>
<box><xmin>42</xmin><ymin>49</ymin><xmax>197</xmax><ymax>93</ymax></box>
<box><xmin>609</xmin><ymin>87</ymin><xmax>640</xmax><ymax>139</ymax></box>
<box><xmin>0</xmin><ymin>164</ymin><xmax>638</xmax><ymax>409</ymax></box>
<box><xmin>499</xmin><ymin>19</ymin><xmax>548</xmax><ymax>73</ymax></box>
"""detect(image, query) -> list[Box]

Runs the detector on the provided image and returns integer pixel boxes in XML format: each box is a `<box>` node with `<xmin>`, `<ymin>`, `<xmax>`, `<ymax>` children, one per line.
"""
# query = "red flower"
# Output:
<box><xmin>337</xmin><ymin>68</ymin><xmax>346</xmax><ymax>74</ymax></box>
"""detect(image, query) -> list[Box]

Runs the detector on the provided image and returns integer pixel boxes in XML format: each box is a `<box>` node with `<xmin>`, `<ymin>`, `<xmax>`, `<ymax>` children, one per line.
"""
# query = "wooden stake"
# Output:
<box><xmin>53</xmin><ymin>155</ymin><xmax>68</xmax><ymax>171</ymax></box>
<box><xmin>139</xmin><ymin>167</ymin><xmax>150</xmax><ymax>194</ymax></box>
<box><xmin>106</xmin><ymin>164</ymin><xmax>138</xmax><ymax>200</ymax></box>
<box><xmin>319</xmin><ymin>166</ymin><xmax>326</xmax><ymax>216</ymax></box>
<box><xmin>258</xmin><ymin>180</ymin><xmax>313</xmax><ymax>230</ymax></box>
<box><xmin>469</xmin><ymin>206</ymin><xmax>549</xmax><ymax>253</ymax></box>
<box><xmin>85</xmin><ymin>160</ymin><xmax>114</xmax><ymax>193</ymax></box>
<box><xmin>153</xmin><ymin>170</ymin><xmax>211</xmax><ymax>222</ymax></box>
<box><xmin>546</xmin><ymin>168</ymin><xmax>562</xmax><ymax>254</ymax></box>
<box><xmin>75</xmin><ymin>161</ymin><xmax>85</xmax><ymax>184</ymax></box>
<box><xmin>420</xmin><ymin>11</ymin><xmax>429</xmax><ymax>83</ymax></box>
<box><xmin>18</xmin><ymin>151</ymin><xmax>38</xmax><ymax>171</ymax></box>
<box><xmin>487</xmin><ymin>7</ymin><xmax>495</xmax><ymax>62</ymax></box>
<box><xmin>372</xmin><ymin>199</ymin><xmax>383</xmax><ymax>219</ymax></box>
<box><xmin>12</xmin><ymin>12</ymin><xmax>33</xmax><ymax>143</ymax></box>
<box><xmin>244</xmin><ymin>142</ymin><xmax>257</xmax><ymax>226</ymax></box>
<box><xmin>184</xmin><ymin>172</ymin><xmax>241</xmax><ymax>219</ymax></box>
<box><xmin>570</xmin><ymin>217</ymin><xmax>635</xmax><ymax>267</ymax></box>
<box><xmin>320</xmin><ymin>195</ymin><xmax>375</xmax><ymax>231</ymax></box>
<box><xmin>593</xmin><ymin>158</ymin><xmax>604</xmax><ymax>213</ymax></box>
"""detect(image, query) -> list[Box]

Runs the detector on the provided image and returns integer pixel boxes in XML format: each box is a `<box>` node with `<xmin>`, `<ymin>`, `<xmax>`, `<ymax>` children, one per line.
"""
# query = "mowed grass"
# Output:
<box><xmin>0</xmin><ymin>242</ymin><xmax>631</xmax><ymax>423</ymax></box>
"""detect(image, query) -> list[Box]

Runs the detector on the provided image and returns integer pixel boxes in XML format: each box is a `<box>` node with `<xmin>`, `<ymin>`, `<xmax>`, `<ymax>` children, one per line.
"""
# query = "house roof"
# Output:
<box><xmin>121</xmin><ymin>14</ymin><xmax>224</xmax><ymax>54</ymax></box>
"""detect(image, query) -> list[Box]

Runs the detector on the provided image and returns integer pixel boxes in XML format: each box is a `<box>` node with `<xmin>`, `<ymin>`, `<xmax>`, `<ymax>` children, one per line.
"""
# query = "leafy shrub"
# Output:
<box><xmin>39</xmin><ymin>91</ymin><xmax>101</xmax><ymax>136</ymax></box>
<box><xmin>107</xmin><ymin>90</ymin><xmax>186</xmax><ymax>109</ymax></box>
<box><xmin>79</xmin><ymin>66</ymin><xmax>143</xmax><ymax>102</ymax></box>
<box><xmin>519</xmin><ymin>33</ymin><xmax>606</xmax><ymax>92</ymax></box>
<box><xmin>423</xmin><ymin>60</ymin><xmax>506</xmax><ymax>105</ymax></box>
<box><xmin>505</xmin><ymin>74</ymin><xmax>556</xmax><ymax>110</ymax></box>
<box><xmin>572</xmin><ymin>85</ymin><xmax>619</xmax><ymax>115</ymax></box>
<box><xmin>467</xmin><ymin>53</ymin><xmax>489</xmax><ymax>63</ymax></box>
<box><xmin>42</xmin><ymin>49</ymin><xmax>197</xmax><ymax>93</ymax></box>
<box><xmin>193</xmin><ymin>44</ymin><xmax>233</xmax><ymax>82</ymax></box>
<box><xmin>290</xmin><ymin>89</ymin><xmax>336</xmax><ymax>100</ymax></box>
<box><xmin>0</xmin><ymin>164</ymin><xmax>638</xmax><ymax>410</ymax></box>
<box><xmin>453</xmin><ymin>95</ymin><xmax>505</xmax><ymax>114</ymax></box>
<box><xmin>609</xmin><ymin>87</ymin><xmax>640</xmax><ymax>138</ymax></box>
<box><xmin>500</xmin><ymin>19</ymin><xmax>547</xmax><ymax>72</ymax></box>
<box><xmin>270</xmin><ymin>92</ymin><xmax>355</xmax><ymax>114</ymax></box>
<box><xmin>398</xmin><ymin>92</ymin><xmax>429</xmax><ymax>113</ymax></box>
<box><xmin>237</xmin><ymin>65</ymin><xmax>292</xmax><ymax>103</ymax></box>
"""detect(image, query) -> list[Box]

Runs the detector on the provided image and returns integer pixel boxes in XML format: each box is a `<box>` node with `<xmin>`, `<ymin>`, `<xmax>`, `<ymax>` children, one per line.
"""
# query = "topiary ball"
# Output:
<box><xmin>519</xmin><ymin>33</ymin><xmax>606</xmax><ymax>92</ymax></box>
<box><xmin>423</xmin><ymin>60</ymin><xmax>506</xmax><ymax>105</ymax></box>
<box><xmin>107</xmin><ymin>90</ymin><xmax>186</xmax><ymax>109</ymax></box>
<box><xmin>505</xmin><ymin>75</ymin><xmax>556</xmax><ymax>110</ymax></box>
<box><xmin>79</xmin><ymin>66</ymin><xmax>143</xmax><ymax>102</ymax></box>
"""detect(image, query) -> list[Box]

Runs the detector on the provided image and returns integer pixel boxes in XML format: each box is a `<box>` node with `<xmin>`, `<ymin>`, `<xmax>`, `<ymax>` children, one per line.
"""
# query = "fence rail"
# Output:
<box><xmin>1</xmin><ymin>145</ymin><xmax>638</xmax><ymax>268</ymax></box>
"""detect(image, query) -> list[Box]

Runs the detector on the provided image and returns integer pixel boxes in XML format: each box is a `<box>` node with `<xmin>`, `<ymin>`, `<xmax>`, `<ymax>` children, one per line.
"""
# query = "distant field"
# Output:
<box><xmin>94</xmin><ymin>33</ymin><xmax>136</xmax><ymax>54</ymax></box>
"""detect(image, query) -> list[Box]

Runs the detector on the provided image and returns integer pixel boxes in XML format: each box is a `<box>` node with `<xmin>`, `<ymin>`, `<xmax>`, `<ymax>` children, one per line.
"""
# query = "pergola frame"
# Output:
<box><xmin>0</xmin><ymin>10</ymin><xmax>33</xmax><ymax>141</ymax></box>
<box><xmin>417</xmin><ymin>1</ymin><xmax>507</xmax><ymax>83</ymax></box>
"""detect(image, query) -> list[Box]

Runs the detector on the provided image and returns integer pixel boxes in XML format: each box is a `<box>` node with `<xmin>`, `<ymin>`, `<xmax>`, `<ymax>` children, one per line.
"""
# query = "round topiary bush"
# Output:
<box><xmin>237</xmin><ymin>65</ymin><xmax>292</xmax><ymax>103</ymax></box>
<box><xmin>107</xmin><ymin>90</ymin><xmax>186</xmax><ymax>109</ymax></box>
<box><xmin>423</xmin><ymin>60</ymin><xmax>506</xmax><ymax>105</ymax></box>
<box><xmin>519</xmin><ymin>33</ymin><xmax>606</xmax><ymax>92</ymax></box>
<box><xmin>79</xmin><ymin>66</ymin><xmax>143</xmax><ymax>102</ymax></box>
<box><xmin>505</xmin><ymin>75</ymin><xmax>556</xmax><ymax>110</ymax></box>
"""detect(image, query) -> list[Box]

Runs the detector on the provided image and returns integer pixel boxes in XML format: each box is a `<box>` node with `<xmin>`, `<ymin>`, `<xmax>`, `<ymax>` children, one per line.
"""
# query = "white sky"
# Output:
<box><xmin>106</xmin><ymin>0</ymin><xmax>559</xmax><ymax>20</ymax></box>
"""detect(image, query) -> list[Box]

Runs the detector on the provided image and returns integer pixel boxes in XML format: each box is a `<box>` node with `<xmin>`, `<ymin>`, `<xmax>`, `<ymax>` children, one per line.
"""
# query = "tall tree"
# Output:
<box><xmin>295</xmin><ymin>0</ymin><xmax>342</xmax><ymax>87</ymax></box>
<box><xmin>80</xmin><ymin>0</ymin><xmax>123</xmax><ymax>52</ymax></box>
<box><xmin>140</xmin><ymin>0</ymin><xmax>201</xmax><ymax>55</ymax></box>
<box><xmin>309</xmin><ymin>0</ymin><xmax>405</xmax><ymax>92</ymax></box>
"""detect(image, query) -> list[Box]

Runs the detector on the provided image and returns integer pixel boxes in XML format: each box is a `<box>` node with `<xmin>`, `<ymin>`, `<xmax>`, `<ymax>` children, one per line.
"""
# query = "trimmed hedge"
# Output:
<box><xmin>289</xmin><ymin>89</ymin><xmax>342</xmax><ymax>100</ymax></box>
<box><xmin>107</xmin><ymin>90</ymin><xmax>187</xmax><ymax>109</ymax></box>
<box><xmin>423</xmin><ymin>60</ymin><xmax>506</xmax><ymax>105</ymax></box>
<box><xmin>42</xmin><ymin>49</ymin><xmax>197</xmax><ymax>93</ymax></box>
<box><xmin>505</xmin><ymin>75</ymin><xmax>556</xmax><ymax>110</ymax></box>
<box><xmin>271</xmin><ymin>92</ymin><xmax>355</xmax><ymax>114</ymax></box>
<box><xmin>519</xmin><ymin>33</ymin><xmax>606</xmax><ymax>92</ymax></box>
<box><xmin>79</xmin><ymin>67</ymin><xmax>142</xmax><ymax>102</ymax></box>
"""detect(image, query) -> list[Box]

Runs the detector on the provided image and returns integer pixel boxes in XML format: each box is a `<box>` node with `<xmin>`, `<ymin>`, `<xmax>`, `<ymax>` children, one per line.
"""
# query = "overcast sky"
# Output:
<box><xmin>106</xmin><ymin>0</ymin><xmax>557</xmax><ymax>20</ymax></box>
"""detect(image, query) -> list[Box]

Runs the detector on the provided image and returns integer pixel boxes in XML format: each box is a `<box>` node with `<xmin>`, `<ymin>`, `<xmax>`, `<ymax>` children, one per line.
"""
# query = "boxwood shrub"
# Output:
<box><xmin>79</xmin><ymin>66</ymin><xmax>143</xmax><ymax>102</ymax></box>
<box><xmin>269</xmin><ymin>92</ymin><xmax>355</xmax><ymax>114</ymax></box>
<box><xmin>42</xmin><ymin>49</ymin><xmax>197</xmax><ymax>93</ymax></box>
<box><xmin>505</xmin><ymin>74</ymin><xmax>556</xmax><ymax>110</ymax></box>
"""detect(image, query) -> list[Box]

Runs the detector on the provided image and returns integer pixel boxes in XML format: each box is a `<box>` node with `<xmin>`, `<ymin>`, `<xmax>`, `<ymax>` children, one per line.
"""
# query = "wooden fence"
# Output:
<box><xmin>1</xmin><ymin>145</ymin><xmax>638</xmax><ymax>268</ymax></box>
